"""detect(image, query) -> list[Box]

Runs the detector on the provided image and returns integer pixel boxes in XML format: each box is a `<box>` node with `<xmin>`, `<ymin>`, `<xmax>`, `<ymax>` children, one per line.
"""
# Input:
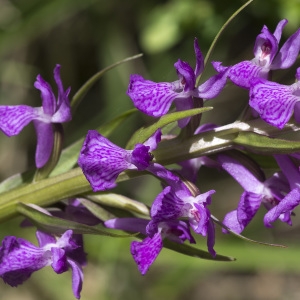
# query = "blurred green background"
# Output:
<box><xmin>1</xmin><ymin>0</ymin><xmax>300</xmax><ymax>299</ymax></box>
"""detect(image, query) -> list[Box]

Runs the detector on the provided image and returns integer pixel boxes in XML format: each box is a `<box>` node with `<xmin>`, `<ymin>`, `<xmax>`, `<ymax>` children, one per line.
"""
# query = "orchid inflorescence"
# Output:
<box><xmin>1</xmin><ymin>15</ymin><xmax>300</xmax><ymax>299</ymax></box>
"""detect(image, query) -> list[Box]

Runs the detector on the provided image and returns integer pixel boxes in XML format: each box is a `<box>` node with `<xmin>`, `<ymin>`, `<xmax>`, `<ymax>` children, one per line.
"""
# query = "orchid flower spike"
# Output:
<box><xmin>127</xmin><ymin>38</ymin><xmax>229</xmax><ymax>128</ymax></box>
<box><xmin>214</xmin><ymin>19</ymin><xmax>300</xmax><ymax>89</ymax></box>
<box><xmin>0</xmin><ymin>65</ymin><xmax>71</xmax><ymax>168</ymax></box>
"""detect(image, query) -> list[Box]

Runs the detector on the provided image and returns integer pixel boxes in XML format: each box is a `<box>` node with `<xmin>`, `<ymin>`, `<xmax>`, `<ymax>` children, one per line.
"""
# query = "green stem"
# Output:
<box><xmin>1</xmin><ymin>118</ymin><xmax>299</xmax><ymax>223</ymax></box>
<box><xmin>0</xmin><ymin>168</ymin><xmax>88</xmax><ymax>222</ymax></box>
<box><xmin>0</xmin><ymin>168</ymin><xmax>143</xmax><ymax>222</ymax></box>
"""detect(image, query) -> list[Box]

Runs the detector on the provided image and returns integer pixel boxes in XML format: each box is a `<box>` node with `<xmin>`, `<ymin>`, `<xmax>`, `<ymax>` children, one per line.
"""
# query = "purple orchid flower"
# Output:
<box><xmin>0</xmin><ymin>230</ymin><xmax>85</xmax><ymax>299</ymax></box>
<box><xmin>214</xmin><ymin>19</ymin><xmax>300</xmax><ymax>89</ymax></box>
<box><xmin>104</xmin><ymin>218</ymin><xmax>195</xmax><ymax>275</ymax></box>
<box><xmin>0</xmin><ymin>64</ymin><xmax>71</xmax><ymax>168</ymax></box>
<box><xmin>264</xmin><ymin>155</ymin><xmax>300</xmax><ymax>227</ymax></box>
<box><xmin>127</xmin><ymin>38</ymin><xmax>229</xmax><ymax>128</ymax></box>
<box><xmin>218</xmin><ymin>154</ymin><xmax>290</xmax><ymax>233</ymax></box>
<box><xmin>78</xmin><ymin>129</ymin><xmax>161</xmax><ymax>192</ymax></box>
<box><xmin>144</xmin><ymin>166</ymin><xmax>216</xmax><ymax>257</ymax></box>
<box><xmin>249</xmin><ymin>67</ymin><xmax>300</xmax><ymax>129</ymax></box>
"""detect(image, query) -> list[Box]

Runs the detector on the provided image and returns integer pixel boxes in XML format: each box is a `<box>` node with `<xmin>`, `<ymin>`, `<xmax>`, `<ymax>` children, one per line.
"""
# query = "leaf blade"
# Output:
<box><xmin>126</xmin><ymin>107</ymin><xmax>212</xmax><ymax>149</ymax></box>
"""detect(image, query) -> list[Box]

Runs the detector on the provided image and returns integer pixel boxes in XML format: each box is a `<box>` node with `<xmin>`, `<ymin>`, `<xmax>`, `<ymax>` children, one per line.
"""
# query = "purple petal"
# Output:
<box><xmin>218</xmin><ymin>154</ymin><xmax>264</xmax><ymax>192</ymax></box>
<box><xmin>78</xmin><ymin>130</ymin><xmax>134</xmax><ymax>191</ymax></box>
<box><xmin>191</xmin><ymin>203</ymin><xmax>210</xmax><ymax>235</ymax></box>
<box><xmin>0</xmin><ymin>236</ymin><xmax>51</xmax><ymax>286</ymax></box>
<box><xmin>194</xmin><ymin>38</ymin><xmax>204</xmax><ymax>77</ymax></box>
<box><xmin>143</xmin><ymin>129</ymin><xmax>161</xmax><ymax>151</ymax></box>
<box><xmin>147</xmin><ymin>163</ymin><xmax>180</xmax><ymax>182</ymax></box>
<box><xmin>197</xmin><ymin>64</ymin><xmax>229</xmax><ymax>98</ymax></box>
<box><xmin>180</xmin><ymin>190</ymin><xmax>215</xmax><ymax>235</ymax></box>
<box><xmin>130</xmin><ymin>232</ymin><xmax>163</xmax><ymax>275</ymax></box>
<box><xmin>237</xmin><ymin>191</ymin><xmax>262</xmax><ymax>228</ymax></box>
<box><xmin>296</xmin><ymin>67</ymin><xmax>300</xmax><ymax>81</ymax></box>
<box><xmin>53</xmin><ymin>64</ymin><xmax>64</xmax><ymax>107</ymax></box>
<box><xmin>65</xmin><ymin>234</ymin><xmax>87</xmax><ymax>268</ymax></box>
<box><xmin>36</xmin><ymin>231</ymin><xmax>56</xmax><ymax>247</ymax></box>
<box><xmin>174</xmin><ymin>59</ymin><xmax>195</xmax><ymax>92</ymax></box>
<box><xmin>0</xmin><ymin>105</ymin><xmax>38</xmax><ymax>136</ymax></box>
<box><xmin>67</xmin><ymin>259</ymin><xmax>84</xmax><ymax>299</ymax></box>
<box><xmin>34</xmin><ymin>74</ymin><xmax>56</xmax><ymax>115</ymax></box>
<box><xmin>294</xmin><ymin>102</ymin><xmax>300</xmax><ymax>123</ymax></box>
<box><xmin>56</xmin><ymin>230</ymin><xmax>78</xmax><ymax>250</ymax></box>
<box><xmin>222</xmin><ymin>210</ymin><xmax>245</xmax><ymax>234</ymax></box>
<box><xmin>51</xmin><ymin>92</ymin><xmax>71</xmax><ymax>123</ymax></box>
<box><xmin>206</xmin><ymin>219</ymin><xmax>216</xmax><ymax>257</ymax></box>
<box><xmin>163</xmin><ymin>220</ymin><xmax>196</xmax><ymax>244</ymax></box>
<box><xmin>63</xmin><ymin>201</ymin><xmax>102</xmax><ymax>226</ymax></box>
<box><xmin>51</xmin><ymin>247</ymin><xmax>68</xmax><ymax>273</ymax></box>
<box><xmin>195</xmin><ymin>189</ymin><xmax>215</xmax><ymax>206</ymax></box>
<box><xmin>194</xmin><ymin>123</ymin><xmax>218</xmax><ymax>134</ymax></box>
<box><xmin>131</xmin><ymin>144</ymin><xmax>152</xmax><ymax>170</ymax></box>
<box><xmin>150</xmin><ymin>186</ymin><xmax>183</xmax><ymax>221</ymax></box>
<box><xmin>249</xmin><ymin>78</ymin><xmax>299</xmax><ymax>129</ymax></box>
<box><xmin>104</xmin><ymin>218</ymin><xmax>148</xmax><ymax>235</ymax></box>
<box><xmin>264</xmin><ymin>187</ymin><xmax>300</xmax><ymax>227</ymax></box>
<box><xmin>127</xmin><ymin>74</ymin><xmax>180</xmax><ymax>117</ymax></box>
<box><xmin>253</xmin><ymin>25</ymin><xmax>278</xmax><ymax>66</ymax></box>
<box><xmin>272</xmin><ymin>19</ymin><xmax>288</xmax><ymax>42</ymax></box>
<box><xmin>174</xmin><ymin>96</ymin><xmax>194</xmax><ymax>128</ymax></box>
<box><xmin>274</xmin><ymin>155</ymin><xmax>300</xmax><ymax>190</ymax></box>
<box><xmin>179</xmin><ymin>156</ymin><xmax>219</xmax><ymax>183</ymax></box>
<box><xmin>33</xmin><ymin>121</ymin><xmax>54</xmax><ymax>168</ymax></box>
<box><xmin>225</xmin><ymin>61</ymin><xmax>267</xmax><ymax>89</ymax></box>
<box><xmin>265</xmin><ymin>171</ymin><xmax>290</xmax><ymax>195</ymax></box>
<box><xmin>272</xmin><ymin>27</ymin><xmax>300</xmax><ymax>69</ymax></box>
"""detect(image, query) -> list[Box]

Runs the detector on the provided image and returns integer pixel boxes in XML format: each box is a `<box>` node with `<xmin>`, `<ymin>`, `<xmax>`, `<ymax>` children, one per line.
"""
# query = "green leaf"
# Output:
<box><xmin>71</xmin><ymin>54</ymin><xmax>143</xmax><ymax>112</ymax></box>
<box><xmin>50</xmin><ymin>108</ymin><xmax>137</xmax><ymax>177</ymax></box>
<box><xmin>163</xmin><ymin>239</ymin><xmax>235</xmax><ymax>262</ymax></box>
<box><xmin>87</xmin><ymin>193</ymin><xmax>150</xmax><ymax>217</ymax></box>
<box><xmin>126</xmin><ymin>107</ymin><xmax>212</xmax><ymax>149</ymax></box>
<box><xmin>0</xmin><ymin>170</ymin><xmax>34</xmax><ymax>194</ymax></box>
<box><xmin>78</xmin><ymin>198</ymin><xmax>117</xmax><ymax>221</ymax></box>
<box><xmin>233</xmin><ymin>131</ymin><xmax>300</xmax><ymax>154</ymax></box>
<box><xmin>17</xmin><ymin>202</ymin><xmax>130</xmax><ymax>237</ymax></box>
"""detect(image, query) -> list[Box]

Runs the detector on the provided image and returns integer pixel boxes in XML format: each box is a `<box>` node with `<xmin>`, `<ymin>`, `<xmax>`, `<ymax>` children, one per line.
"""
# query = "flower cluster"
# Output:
<box><xmin>1</xmin><ymin>18</ymin><xmax>300</xmax><ymax>299</ymax></box>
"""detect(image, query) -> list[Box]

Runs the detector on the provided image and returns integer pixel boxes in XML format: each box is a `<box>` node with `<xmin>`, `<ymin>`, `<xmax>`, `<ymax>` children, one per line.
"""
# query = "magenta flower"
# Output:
<box><xmin>78</xmin><ymin>129</ymin><xmax>161</xmax><ymax>191</ymax></box>
<box><xmin>214</xmin><ymin>19</ymin><xmax>300</xmax><ymax>89</ymax></box>
<box><xmin>127</xmin><ymin>38</ymin><xmax>229</xmax><ymax>128</ymax></box>
<box><xmin>0</xmin><ymin>230</ymin><xmax>85</xmax><ymax>299</ymax></box>
<box><xmin>104</xmin><ymin>218</ymin><xmax>195</xmax><ymax>275</ymax></box>
<box><xmin>0</xmin><ymin>65</ymin><xmax>71</xmax><ymax>168</ymax></box>
<box><xmin>249</xmin><ymin>68</ymin><xmax>300</xmax><ymax>129</ymax></box>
